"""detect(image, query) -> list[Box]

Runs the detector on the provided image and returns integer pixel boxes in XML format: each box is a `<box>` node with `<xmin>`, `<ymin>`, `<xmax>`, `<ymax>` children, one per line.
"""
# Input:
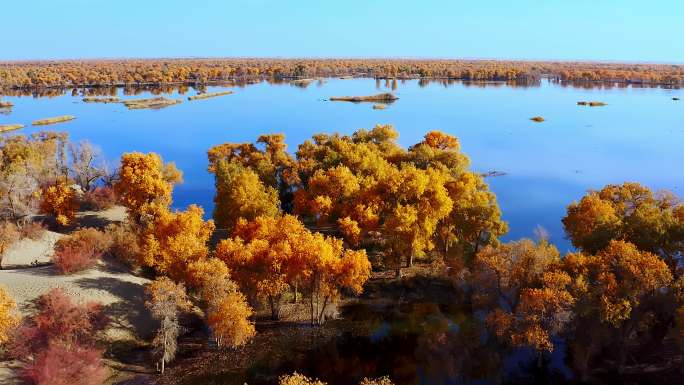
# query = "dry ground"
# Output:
<box><xmin>0</xmin><ymin>206</ymin><xmax>153</xmax><ymax>384</ymax></box>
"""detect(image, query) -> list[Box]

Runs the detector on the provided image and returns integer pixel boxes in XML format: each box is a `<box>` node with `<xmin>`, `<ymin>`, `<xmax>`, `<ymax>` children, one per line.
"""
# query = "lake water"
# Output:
<box><xmin>1</xmin><ymin>79</ymin><xmax>683</xmax><ymax>251</ymax></box>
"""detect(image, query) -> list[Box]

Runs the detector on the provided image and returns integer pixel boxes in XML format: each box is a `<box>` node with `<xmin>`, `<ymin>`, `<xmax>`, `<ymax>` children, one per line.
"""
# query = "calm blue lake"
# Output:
<box><xmin>1</xmin><ymin>79</ymin><xmax>682</xmax><ymax>251</ymax></box>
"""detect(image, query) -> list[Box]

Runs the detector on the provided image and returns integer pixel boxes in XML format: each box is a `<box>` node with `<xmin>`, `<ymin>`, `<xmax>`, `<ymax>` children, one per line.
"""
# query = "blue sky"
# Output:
<box><xmin>3</xmin><ymin>0</ymin><xmax>683</xmax><ymax>62</ymax></box>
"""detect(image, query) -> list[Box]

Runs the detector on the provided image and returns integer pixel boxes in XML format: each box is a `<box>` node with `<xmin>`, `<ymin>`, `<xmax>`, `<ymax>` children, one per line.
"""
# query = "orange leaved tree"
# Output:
<box><xmin>114</xmin><ymin>152</ymin><xmax>182</xmax><ymax>224</ymax></box>
<box><xmin>39</xmin><ymin>178</ymin><xmax>78</xmax><ymax>226</ymax></box>
<box><xmin>216</xmin><ymin>214</ymin><xmax>371</xmax><ymax>324</ymax></box>
<box><xmin>138</xmin><ymin>205</ymin><xmax>215</xmax><ymax>281</ymax></box>
<box><xmin>187</xmin><ymin>258</ymin><xmax>256</xmax><ymax>348</ymax></box>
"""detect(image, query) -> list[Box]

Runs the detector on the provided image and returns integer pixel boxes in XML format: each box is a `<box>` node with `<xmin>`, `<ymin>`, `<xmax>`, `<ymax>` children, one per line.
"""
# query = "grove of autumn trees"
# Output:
<box><xmin>1</xmin><ymin>59</ymin><xmax>682</xmax><ymax>90</ymax></box>
<box><xmin>470</xmin><ymin>182</ymin><xmax>684</xmax><ymax>380</ymax></box>
<box><xmin>206</xmin><ymin>126</ymin><xmax>684</xmax><ymax>379</ymax></box>
<box><xmin>208</xmin><ymin>125</ymin><xmax>506</xmax><ymax>277</ymax></box>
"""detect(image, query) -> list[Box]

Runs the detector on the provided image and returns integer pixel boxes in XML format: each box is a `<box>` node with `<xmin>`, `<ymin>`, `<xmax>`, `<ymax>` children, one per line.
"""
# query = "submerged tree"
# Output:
<box><xmin>563</xmin><ymin>182</ymin><xmax>684</xmax><ymax>273</ymax></box>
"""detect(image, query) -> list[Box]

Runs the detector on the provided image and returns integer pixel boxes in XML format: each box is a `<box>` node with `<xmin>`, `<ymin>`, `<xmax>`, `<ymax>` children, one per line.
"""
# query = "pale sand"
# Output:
<box><xmin>1</xmin><ymin>206</ymin><xmax>127</xmax><ymax>269</ymax></box>
<box><xmin>0</xmin><ymin>258</ymin><xmax>153</xmax><ymax>384</ymax></box>
<box><xmin>1</xmin><ymin>231</ymin><xmax>62</xmax><ymax>268</ymax></box>
<box><xmin>0</xmin><ymin>259</ymin><xmax>152</xmax><ymax>340</ymax></box>
<box><xmin>0</xmin><ymin>206</ymin><xmax>152</xmax><ymax>383</ymax></box>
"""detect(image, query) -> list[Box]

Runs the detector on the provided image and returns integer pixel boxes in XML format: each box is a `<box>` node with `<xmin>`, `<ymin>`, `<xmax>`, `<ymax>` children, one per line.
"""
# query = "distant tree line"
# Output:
<box><xmin>0</xmin><ymin>59</ymin><xmax>682</xmax><ymax>90</ymax></box>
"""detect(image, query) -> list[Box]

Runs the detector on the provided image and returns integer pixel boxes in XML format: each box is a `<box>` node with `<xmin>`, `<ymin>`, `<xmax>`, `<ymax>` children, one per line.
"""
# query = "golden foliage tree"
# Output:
<box><xmin>437</xmin><ymin>171</ymin><xmax>507</xmax><ymax>260</ymax></box>
<box><xmin>211</xmin><ymin>160</ymin><xmax>280</xmax><ymax>231</ymax></box>
<box><xmin>383</xmin><ymin>165</ymin><xmax>453</xmax><ymax>270</ymax></box>
<box><xmin>215</xmin><ymin>214</ymin><xmax>371</xmax><ymax>324</ymax></box>
<box><xmin>563</xmin><ymin>182</ymin><xmax>684</xmax><ymax>272</ymax></box>
<box><xmin>560</xmin><ymin>240</ymin><xmax>673</xmax><ymax>377</ymax></box>
<box><xmin>139</xmin><ymin>205</ymin><xmax>215</xmax><ymax>281</ymax></box>
<box><xmin>0</xmin><ymin>132</ymin><xmax>69</xmax><ymax>222</ymax></box>
<box><xmin>0</xmin><ymin>221</ymin><xmax>20</xmax><ymax>268</ymax></box>
<box><xmin>278</xmin><ymin>373</ymin><xmax>394</xmax><ymax>385</ymax></box>
<box><xmin>187</xmin><ymin>258</ymin><xmax>256</xmax><ymax>348</ymax></box>
<box><xmin>0</xmin><ymin>285</ymin><xmax>20</xmax><ymax>345</ymax></box>
<box><xmin>291</xmin><ymin>126</ymin><xmax>505</xmax><ymax>274</ymax></box>
<box><xmin>473</xmin><ymin>239</ymin><xmax>575</xmax><ymax>351</ymax></box>
<box><xmin>39</xmin><ymin>178</ymin><xmax>78</xmax><ymax>226</ymax></box>
<box><xmin>114</xmin><ymin>152</ymin><xmax>181</xmax><ymax>223</ymax></box>
<box><xmin>566</xmin><ymin>240</ymin><xmax>672</xmax><ymax>327</ymax></box>
<box><xmin>208</xmin><ymin>133</ymin><xmax>296</xmax><ymax>211</ymax></box>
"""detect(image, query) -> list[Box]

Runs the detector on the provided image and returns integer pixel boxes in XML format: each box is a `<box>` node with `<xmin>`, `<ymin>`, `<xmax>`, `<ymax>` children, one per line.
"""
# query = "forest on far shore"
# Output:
<box><xmin>1</xmin><ymin>58</ymin><xmax>683</xmax><ymax>90</ymax></box>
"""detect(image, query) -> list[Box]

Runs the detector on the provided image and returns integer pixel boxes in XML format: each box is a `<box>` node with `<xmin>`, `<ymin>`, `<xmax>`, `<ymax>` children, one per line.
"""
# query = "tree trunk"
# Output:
<box><xmin>316</xmin><ymin>296</ymin><xmax>330</xmax><ymax>325</ymax></box>
<box><xmin>268</xmin><ymin>295</ymin><xmax>280</xmax><ymax>320</ymax></box>
<box><xmin>310</xmin><ymin>276</ymin><xmax>316</xmax><ymax>326</ymax></box>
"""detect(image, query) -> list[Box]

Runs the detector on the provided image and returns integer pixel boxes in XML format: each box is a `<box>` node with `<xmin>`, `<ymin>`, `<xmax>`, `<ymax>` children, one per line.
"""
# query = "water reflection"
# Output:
<box><xmin>1</xmin><ymin>76</ymin><xmax>680</xmax><ymax>99</ymax></box>
<box><xmin>187</xmin><ymin>276</ymin><xmax>573</xmax><ymax>385</ymax></box>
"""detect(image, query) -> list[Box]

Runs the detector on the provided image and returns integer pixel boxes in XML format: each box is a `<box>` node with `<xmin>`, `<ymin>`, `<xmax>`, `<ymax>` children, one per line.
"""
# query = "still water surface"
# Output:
<box><xmin>1</xmin><ymin>79</ymin><xmax>683</xmax><ymax>251</ymax></box>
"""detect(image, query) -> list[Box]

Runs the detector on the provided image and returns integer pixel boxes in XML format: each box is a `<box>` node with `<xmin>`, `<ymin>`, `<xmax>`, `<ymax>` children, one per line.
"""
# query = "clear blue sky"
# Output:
<box><xmin>3</xmin><ymin>0</ymin><xmax>683</xmax><ymax>62</ymax></box>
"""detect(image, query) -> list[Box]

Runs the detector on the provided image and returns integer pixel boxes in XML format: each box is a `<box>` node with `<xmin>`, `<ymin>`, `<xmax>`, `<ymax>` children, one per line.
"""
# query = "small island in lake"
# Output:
<box><xmin>123</xmin><ymin>97</ymin><xmax>182</xmax><ymax>110</ymax></box>
<box><xmin>330</xmin><ymin>93</ymin><xmax>398</xmax><ymax>103</ymax></box>
<box><xmin>0</xmin><ymin>124</ymin><xmax>24</xmax><ymax>132</ymax></box>
<box><xmin>578</xmin><ymin>101</ymin><xmax>608</xmax><ymax>106</ymax></box>
<box><xmin>188</xmin><ymin>91</ymin><xmax>234</xmax><ymax>101</ymax></box>
<box><xmin>32</xmin><ymin>115</ymin><xmax>76</xmax><ymax>126</ymax></box>
<box><xmin>82</xmin><ymin>96</ymin><xmax>121</xmax><ymax>103</ymax></box>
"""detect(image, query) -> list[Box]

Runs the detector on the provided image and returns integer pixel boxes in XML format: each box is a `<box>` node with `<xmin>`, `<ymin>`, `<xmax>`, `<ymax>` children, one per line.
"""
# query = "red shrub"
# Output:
<box><xmin>52</xmin><ymin>243</ymin><xmax>97</xmax><ymax>274</ymax></box>
<box><xmin>19</xmin><ymin>221</ymin><xmax>47</xmax><ymax>240</ymax></box>
<box><xmin>0</xmin><ymin>221</ymin><xmax>20</xmax><ymax>256</ymax></box>
<box><xmin>10</xmin><ymin>288</ymin><xmax>108</xmax><ymax>358</ymax></box>
<box><xmin>19</xmin><ymin>342</ymin><xmax>107</xmax><ymax>385</ymax></box>
<box><xmin>52</xmin><ymin>228</ymin><xmax>112</xmax><ymax>274</ymax></box>
<box><xmin>105</xmin><ymin>223</ymin><xmax>140</xmax><ymax>267</ymax></box>
<box><xmin>80</xmin><ymin>186</ymin><xmax>118</xmax><ymax>211</ymax></box>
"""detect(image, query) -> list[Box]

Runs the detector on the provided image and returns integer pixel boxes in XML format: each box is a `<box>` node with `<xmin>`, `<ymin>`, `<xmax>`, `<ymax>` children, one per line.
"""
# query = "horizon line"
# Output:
<box><xmin>1</xmin><ymin>56</ymin><xmax>683</xmax><ymax>66</ymax></box>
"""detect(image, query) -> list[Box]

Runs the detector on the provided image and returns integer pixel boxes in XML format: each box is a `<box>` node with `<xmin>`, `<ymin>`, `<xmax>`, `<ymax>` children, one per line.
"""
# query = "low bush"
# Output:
<box><xmin>80</xmin><ymin>186</ymin><xmax>118</xmax><ymax>211</ymax></box>
<box><xmin>52</xmin><ymin>228</ymin><xmax>112</xmax><ymax>274</ymax></box>
<box><xmin>11</xmin><ymin>288</ymin><xmax>109</xmax><ymax>385</ymax></box>
<box><xmin>0</xmin><ymin>221</ymin><xmax>20</xmax><ymax>257</ymax></box>
<box><xmin>19</xmin><ymin>221</ymin><xmax>47</xmax><ymax>240</ymax></box>
<box><xmin>19</xmin><ymin>343</ymin><xmax>107</xmax><ymax>385</ymax></box>
<box><xmin>105</xmin><ymin>223</ymin><xmax>140</xmax><ymax>267</ymax></box>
